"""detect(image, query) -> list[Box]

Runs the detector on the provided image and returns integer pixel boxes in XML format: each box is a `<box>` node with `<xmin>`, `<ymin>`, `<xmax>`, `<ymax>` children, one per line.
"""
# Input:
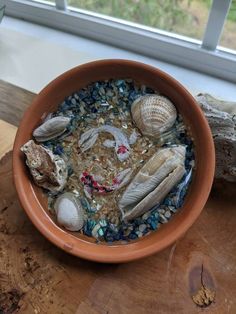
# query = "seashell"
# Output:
<box><xmin>131</xmin><ymin>95</ymin><xmax>177</xmax><ymax>138</ymax></box>
<box><xmin>79</xmin><ymin>125</ymin><xmax>133</xmax><ymax>162</ymax></box>
<box><xmin>54</xmin><ymin>192</ymin><xmax>84</xmax><ymax>231</ymax></box>
<box><xmin>33</xmin><ymin>116</ymin><xmax>70</xmax><ymax>142</ymax></box>
<box><xmin>119</xmin><ymin>145</ymin><xmax>186</xmax><ymax>221</ymax></box>
<box><xmin>21</xmin><ymin>140</ymin><xmax>68</xmax><ymax>193</ymax></box>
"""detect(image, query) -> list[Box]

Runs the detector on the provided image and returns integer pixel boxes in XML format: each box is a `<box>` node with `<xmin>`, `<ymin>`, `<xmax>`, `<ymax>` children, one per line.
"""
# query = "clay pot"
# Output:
<box><xmin>13</xmin><ymin>60</ymin><xmax>215</xmax><ymax>263</ymax></box>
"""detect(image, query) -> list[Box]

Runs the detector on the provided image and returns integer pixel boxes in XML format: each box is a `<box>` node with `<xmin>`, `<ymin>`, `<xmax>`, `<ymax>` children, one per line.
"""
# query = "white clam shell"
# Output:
<box><xmin>33</xmin><ymin>116</ymin><xmax>70</xmax><ymax>142</ymax></box>
<box><xmin>131</xmin><ymin>95</ymin><xmax>177</xmax><ymax>138</ymax></box>
<box><xmin>54</xmin><ymin>192</ymin><xmax>84</xmax><ymax>231</ymax></box>
<box><xmin>119</xmin><ymin>145</ymin><xmax>186</xmax><ymax>221</ymax></box>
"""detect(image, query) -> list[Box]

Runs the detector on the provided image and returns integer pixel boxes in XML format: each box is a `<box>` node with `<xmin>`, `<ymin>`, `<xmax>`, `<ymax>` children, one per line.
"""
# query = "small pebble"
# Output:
<box><xmin>96</xmin><ymin>203</ymin><xmax>102</xmax><ymax>211</ymax></box>
<box><xmin>98</xmin><ymin>117</ymin><xmax>105</xmax><ymax>124</ymax></box>
<box><xmin>101</xmin><ymin>102</ymin><xmax>110</xmax><ymax>106</ymax></box>
<box><xmin>169</xmin><ymin>206</ymin><xmax>177</xmax><ymax>213</ymax></box>
<box><xmin>164</xmin><ymin>210</ymin><xmax>171</xmax><ymax>219</ymax></box>
<box><xmin>98</xmin><ymin>228</ymin><xmax>104</xmax><ymax>237</ymax></box>
<box><xmin>150</xmin><ymin>220</ymin><xmax>158</xmax><ymax>230</ymax></box>
<box><xmin>71</xmin><ymin>98</ymin><xmax>77</xmax><ymax>105</ymax></box>
<box><xmin>154</xmin><ymin>212</ymin><xmax>159</xmax><ymax>219</ymax></box>
<box><xmin>99</xmin><ymin>219</ymin><xmax>107</xmax><ymax>227</ymax></box>
<box><xmin>80</xmin><ymin>106</ymin><xmax>86</xmax><ymax>115</ymax></box>
<box><xmin>92</xmin><ymin>224</ymin><xmax>100</xmax><ymax>238</ymax></box>
<box><xmin>129</xmin><ymin>233</ymin><xmax>137</xmax><ymax>240</ymax></box>
<box><xmin>139</xmin><ymin>224</ymin><xmax>146</xmax><ymax>233</ymax></box>
<box><xmin>189</xmin><ymin>160</ymin><xmax>195</xmax><ymax>167</ymax></box>
<box><xmin>159</xmin><ymin>214</ymin><xmax>168</xmax><ymax>224</ymax></box>
<box><xmin>142</xmin><ymin>213</ymin><xmax>149</xmax><ymax>220</ymax></box>
<box><xmin>136</xmin><ymin>230</ymin><xmax>143</xmax><ymax>238</ymax></box>
<box><xmin>72</xmin><ymin>189</ymin><xmax>80</xmax><ymax>196</ymax></box>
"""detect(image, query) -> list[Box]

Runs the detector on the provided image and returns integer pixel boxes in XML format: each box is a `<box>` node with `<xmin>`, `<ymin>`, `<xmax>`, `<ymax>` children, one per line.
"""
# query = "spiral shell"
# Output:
<box><xmin>54</xmin><ymin>192</ymin><xmax>84</xmax><ymax>231</ymax></box>
<box><xmin>131</xmin><ymin>95</ymin><xmax>177</xmax><ymax>138</ymax></box>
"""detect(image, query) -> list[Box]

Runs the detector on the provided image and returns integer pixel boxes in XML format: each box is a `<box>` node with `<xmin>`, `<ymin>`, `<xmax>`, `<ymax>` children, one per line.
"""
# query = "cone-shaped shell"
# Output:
<box><xmin>33</xmin><ymin>116</ymin><xmax>70</xmax><ymax>142</ymax></box>
<box><xmin>131</xmin><ymin>95</ymin><xmax>177</xmax><ymax>138</ymax></box>
<box><xmin>119</xmin><ymin>145</ymin><xmax>186</xmax><ymax>221</ymax></box>
<box><xmin>54</xmin><ymin>192</ymin><xmax>84</xmax><ymax>231</ymax></box>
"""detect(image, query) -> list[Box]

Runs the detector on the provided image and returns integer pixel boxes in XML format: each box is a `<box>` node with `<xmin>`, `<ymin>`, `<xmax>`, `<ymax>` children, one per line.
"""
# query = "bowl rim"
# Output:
<box><xmin>12</xmin><ymin>59</ymin><xmax>215</xmax><ymax>263</ymax></box>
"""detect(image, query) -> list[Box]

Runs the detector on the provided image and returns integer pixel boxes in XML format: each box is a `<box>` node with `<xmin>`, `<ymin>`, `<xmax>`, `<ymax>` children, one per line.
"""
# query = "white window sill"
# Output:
<box><xmin>0</xmin><ymin>16</ymin><xmax>235</xmax><ymax>101</ymax></box>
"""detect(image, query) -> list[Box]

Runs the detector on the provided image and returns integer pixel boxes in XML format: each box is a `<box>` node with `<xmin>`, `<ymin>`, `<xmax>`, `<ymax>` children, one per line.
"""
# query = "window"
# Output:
<box><xmin>219</xmin><ymin>0</ymin><xmax>236</xmax><ymax>50</ymax></box>
<box><xmin>2</xmin><ymin>0</ymin><xmax>236</xmax><ymax>82</ymax></box>
<box><xmin>67</xmin><ymin>0</ymin><xmax>211</xmax><ymax>40</ymax></box>
<box><xmin>0</xmin><ymin>4</ymin><xmax>5</xmax><ymax>23</ymax></box>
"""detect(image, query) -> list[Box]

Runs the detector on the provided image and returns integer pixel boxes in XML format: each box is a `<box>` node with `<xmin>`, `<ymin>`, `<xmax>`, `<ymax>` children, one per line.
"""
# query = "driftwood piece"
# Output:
<box><xmin>198</xmin><ymin>93</ymin><xmax>236</xmax><ymax>115</ymax></box>
<box><xmin>196</xmin><ymin>93</ymin><xmax>236</xmax><ymax>182</ymax></box>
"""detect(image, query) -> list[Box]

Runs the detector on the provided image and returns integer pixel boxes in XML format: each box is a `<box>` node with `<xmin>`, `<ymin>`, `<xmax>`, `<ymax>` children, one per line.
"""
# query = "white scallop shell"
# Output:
<box><xmin>54</xmin><ymin>192</ymin><xmax>84</xmax><ymax>231</ymax></box>
<box><xmin>118</xmin><ymin>145</ymin><xmax>186</xmax><ymax>221</ymax></box>
<box><xmin>33</xmin><ymin>116</ymin><xmax>70</xmax><ymax>142</ymax></box>
<box><xmin>131</xmin><ymin>95</ymin><xmax>177</xmax><ymax>138</ymax></box>
<box><xmin>21</xmin><ymin>140</ymin><xmax>68</xmax><ymax>193</ymax></box>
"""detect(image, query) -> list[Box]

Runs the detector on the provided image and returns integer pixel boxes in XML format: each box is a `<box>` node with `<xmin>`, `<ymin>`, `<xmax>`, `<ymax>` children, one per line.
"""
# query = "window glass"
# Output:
<box><xmin>219</xmin><ymin>0</ymin><xmax>236</xmax><ymax>50</ymax></box>
<box><xmin>0</xmin><ymin>5</ymin><xmax>5</xmax><ymax>23</ymax></box>
<box><xmin>68</xmin><ymin>0</ymin><xmax>211</xmax><ymax>40</ymax></box>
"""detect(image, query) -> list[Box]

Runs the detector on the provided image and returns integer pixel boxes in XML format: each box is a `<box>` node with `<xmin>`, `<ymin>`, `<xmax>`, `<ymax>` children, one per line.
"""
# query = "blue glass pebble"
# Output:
<box><xmin>98</xmin><ymin>228</ymin><xmax>104</xmax><ymax>237</ymax></box>
<box><xmin>129</xmin><ymin>233</ymin><xmax>137</xmax><ymax>240</ymax></box>
<box><xmin>91</xmin><ymin>107</ymin><xmax>98</xmax><ymax>113</ymax></box>
<box><xmin>53</xmin><ymin>145</ymin><xmax>64</xmax><ymax>155</ymax></box>
<box><xmin>68</xmin><ymin>167</ymin><xmax>74</xmax><ymax>176</ymax></box>
<box><xmin>99</xmin><ymin>219</ymin><xmax>107</xmax><ymax>227</ymax></box>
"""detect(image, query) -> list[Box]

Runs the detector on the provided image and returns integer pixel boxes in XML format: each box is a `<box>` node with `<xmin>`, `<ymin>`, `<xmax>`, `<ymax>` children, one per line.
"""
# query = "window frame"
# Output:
<box><xmin>3</xmin><ymin>0</ymin><xmax>236</xmax><ymax>82</ymax></box>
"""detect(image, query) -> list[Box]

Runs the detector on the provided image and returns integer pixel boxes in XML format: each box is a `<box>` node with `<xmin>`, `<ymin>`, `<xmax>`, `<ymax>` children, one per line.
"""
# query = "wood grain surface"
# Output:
<box><xmin>0</xmin><ymin>80</ymin><xmax>34</xmax><ymax>126</ymax></box>
<box><xmin>0</xmin><ymin>120</ymin><xmax>17</xmax><ymax>159</ymax></box>
<box><xmin>0</xmin><ymin>80</ymin><xmax>235</xmax><ymax>314</ymax></box>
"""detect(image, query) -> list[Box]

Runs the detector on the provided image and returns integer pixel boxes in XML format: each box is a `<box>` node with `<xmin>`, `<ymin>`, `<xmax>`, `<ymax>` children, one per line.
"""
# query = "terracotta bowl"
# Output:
<box><xmin>13</xmin><ymin>59</ymin><xmax>215</xmax><ymax>263</ymax></box>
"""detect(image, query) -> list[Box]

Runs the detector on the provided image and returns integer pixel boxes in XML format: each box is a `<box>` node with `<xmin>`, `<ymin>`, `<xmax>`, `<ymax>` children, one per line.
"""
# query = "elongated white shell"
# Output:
<box><xmin>33</xmin><ymin>116</ymin><xmax>70</xmax><ymax>142</ymax></box>
<box><xmin>21</xmin><ymin>140</ymin><xmax>68</xmax><ymax>192</ymax></box>
<box><xmin>131</xmin><ymin>95</ymin><xmax>177</xmax><ymax>138</ymax></box>
<box><xmin>119</xmin><ymin>145</ymin><xmax>186</xmax><ymax>221</ymax></box>
<box><xmin>54</xmin><ymin>192</ymin><xmax>84</xmax><ymax>231</ymax></box>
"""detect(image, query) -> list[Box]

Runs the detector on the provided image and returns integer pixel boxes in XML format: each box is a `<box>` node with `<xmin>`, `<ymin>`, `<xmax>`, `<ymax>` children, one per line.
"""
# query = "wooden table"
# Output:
<box><xmin>0</xmin><ymin>80</ymin><xmax>235</xmax><ymax>314</ymax></box>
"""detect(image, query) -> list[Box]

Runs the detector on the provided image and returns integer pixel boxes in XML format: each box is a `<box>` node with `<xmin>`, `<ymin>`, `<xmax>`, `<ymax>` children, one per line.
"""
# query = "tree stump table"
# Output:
<box><xmin>0</xmin><ymin>80</ymin><xmax>235</xmax><ymax>314</ymax></box>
